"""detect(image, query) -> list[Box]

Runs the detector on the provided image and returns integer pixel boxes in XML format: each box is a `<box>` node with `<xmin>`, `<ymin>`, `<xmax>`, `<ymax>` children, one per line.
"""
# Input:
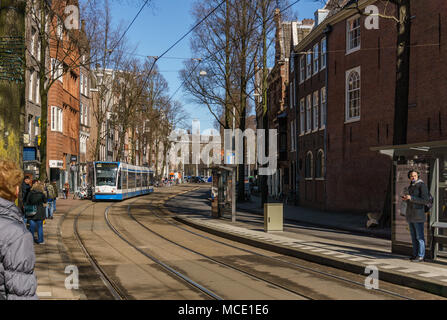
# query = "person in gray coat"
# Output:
<box><xmin>0</xmin><ymin>160</ymin><xmax>38</xmax><ymax>300</ymax></box>
<box><xmin>401</xmin><ymin>170</ymin><xmax>430</xmax><ymax>262</ymax></box>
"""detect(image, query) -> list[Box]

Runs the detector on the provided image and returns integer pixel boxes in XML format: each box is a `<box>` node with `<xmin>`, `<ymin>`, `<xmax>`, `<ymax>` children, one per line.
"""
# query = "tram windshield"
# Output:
<box><xmin>95</xmin><ymin>163</ymin><xmax>118</xmax><ymax>187</ymax></box>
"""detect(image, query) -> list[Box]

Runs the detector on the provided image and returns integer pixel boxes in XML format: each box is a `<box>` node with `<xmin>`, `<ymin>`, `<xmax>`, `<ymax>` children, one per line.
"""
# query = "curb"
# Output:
<box><xmin>174</xmin><ymin>215</ymin><xmax>447</xmax><ymax>298</ymax></box>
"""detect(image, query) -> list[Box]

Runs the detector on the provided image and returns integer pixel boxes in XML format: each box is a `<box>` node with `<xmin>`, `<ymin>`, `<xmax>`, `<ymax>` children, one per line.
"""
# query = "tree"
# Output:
<box><xmin>181</xmin><ymin>0</ymin><xmax>285</xmax><ymax>201</ymax></box>
<box><xmin>0</xmin><ymin>0</ymin><xmax>26</xmax><ymax>166</ymax></box>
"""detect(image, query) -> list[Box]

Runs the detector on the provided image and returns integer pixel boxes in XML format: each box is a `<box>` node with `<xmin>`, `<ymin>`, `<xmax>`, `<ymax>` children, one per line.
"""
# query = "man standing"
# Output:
<box><xmin>401</xmin><ymin>170</ymin><xmax>430</xmax><ymax>262</ymax></box>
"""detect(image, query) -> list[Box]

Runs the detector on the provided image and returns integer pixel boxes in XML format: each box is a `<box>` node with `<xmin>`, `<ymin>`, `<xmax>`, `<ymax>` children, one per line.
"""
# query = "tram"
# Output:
<box><xmin>87</xmin><ymin>162</ymin><xmax>154</xmax><ymax>201</ymax></box>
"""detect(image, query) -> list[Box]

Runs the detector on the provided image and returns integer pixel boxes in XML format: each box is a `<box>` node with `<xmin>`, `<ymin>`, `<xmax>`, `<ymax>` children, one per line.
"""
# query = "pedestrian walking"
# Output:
<box><xmin>401</xmin><ymin>170</ymin><xmax>430</xmax><ymax>262</ymax></box>
<box><xmin>21</xmin><ymin>176</ymin><xmax>32</xmax><ymax>226</ymax></box>
<box><xmin>51</xmin><ymin>180</ymin><xmax>58</xmax><ymax>213</ymax></box>
<box><xmin>44</xmin><ymin>179</ymin><xmax>56</xmax><ymax>219</ymax></box>
<box><xmin>63</xmin><ymin>182</ymin><xmax>69</xmax><ymax>199</ymax></box>
<box><xmin>0</xmin><ymin>160</ymin><xmax>38</xmax><ymax>300</ymax></box>
<box><xmin>25</xmin><ymin>181</ymin><xmax>47</xmax><ymax>245</ymax></box>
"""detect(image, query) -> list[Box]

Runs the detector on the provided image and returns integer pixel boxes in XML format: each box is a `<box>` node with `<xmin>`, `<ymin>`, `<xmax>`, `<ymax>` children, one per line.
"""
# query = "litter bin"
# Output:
<box><xmin>264</xmin><ymin>203</ymin><xmax>283</xmax><ymax>232</ymax></box>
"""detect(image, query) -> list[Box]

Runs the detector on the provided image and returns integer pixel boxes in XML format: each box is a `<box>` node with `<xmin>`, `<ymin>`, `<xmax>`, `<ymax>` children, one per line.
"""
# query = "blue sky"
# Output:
<box><xmin>109</xmin><ymin>0</ymin><xmax>323</xmax><ymax>131</ymax></box>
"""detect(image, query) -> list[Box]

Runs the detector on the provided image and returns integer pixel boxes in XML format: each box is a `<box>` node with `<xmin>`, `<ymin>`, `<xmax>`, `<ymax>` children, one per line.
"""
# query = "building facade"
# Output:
<box><xmin>290</xmin><ymin>0</ymin><xmax>447</xmax><ymax>214</ymax></box>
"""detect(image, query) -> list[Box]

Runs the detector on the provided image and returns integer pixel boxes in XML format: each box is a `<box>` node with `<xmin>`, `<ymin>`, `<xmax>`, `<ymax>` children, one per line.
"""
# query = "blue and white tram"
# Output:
<box><xmin>91</xmin><ymin>162</ymin><xmax>154</xmax><ymax>201</ymax></box>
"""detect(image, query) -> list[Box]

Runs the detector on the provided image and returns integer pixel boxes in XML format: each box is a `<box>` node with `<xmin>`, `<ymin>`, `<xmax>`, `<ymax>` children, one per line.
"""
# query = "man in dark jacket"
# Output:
<box><xmin>0</xmin><ymin>161</ymin><xmax>38</xmax><ymax>300</ymax></box>
<box><xmin>25</xmin><ymin>181</ymin><xmax>47</xmax><ymax>245</ymax></box>
<box><xmin>20</xmin><ymin>176</ymin><xmax>31</xmax><ymax>214</ymax></box>
<box><xmin>401</xmin><ymin>170</ymin><xmax>430</xmax><ymax>262</ymax></box>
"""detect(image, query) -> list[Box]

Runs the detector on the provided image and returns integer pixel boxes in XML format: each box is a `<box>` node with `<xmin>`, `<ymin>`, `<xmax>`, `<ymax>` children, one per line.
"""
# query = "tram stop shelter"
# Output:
<box><xmin>372</xmin><ymin>140</ymin><xmax>447</xmax><ymax>261</ymax></box>
<box><xmin>210</xmin><ymin>165</ymin><xmax>237</xmax><ymax>222</ymax></box>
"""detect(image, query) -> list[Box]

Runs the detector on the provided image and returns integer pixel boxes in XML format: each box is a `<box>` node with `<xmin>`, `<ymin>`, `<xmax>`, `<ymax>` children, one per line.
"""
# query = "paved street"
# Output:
<box><xmin>32</xmin><ymin>185</ymin><xmax>447</xmax><ymax>300</ymax></box>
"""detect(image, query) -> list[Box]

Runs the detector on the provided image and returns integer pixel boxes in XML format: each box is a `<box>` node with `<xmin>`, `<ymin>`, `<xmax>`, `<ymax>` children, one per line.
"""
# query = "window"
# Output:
<box><xmin>306</xmin><ymin>52</ymin><xmax>312</xmax><ymax>79</ymax></box>
<box><xmin>30</xmin><ymin>28</ymin><xmax>36</xmax><ymax>57</ymax></box>
<box><xmin>300</xmin><ymin>98</ymin><xmax>305</xmax><ymax>135</ymax></box>
<box><xmin>320</xmin><ymin>87</ymin><xmax>326</xmax><ymax>128</ymax></box>
<box><xmin>51</xmin><ymin>58</ymin><xmax>63</xmax><ymax>82</ymax></box>
<box><xmin>313</xmin><ymin>43</ymin><xmax>319</xmax><ymax>74</ymax></box>
<box><xmin>28</xmin><ymin>116</ymin><xmax>33</xmax><ymax>138</ymax></box>
<box><xmin>293</xmin><ymin>76</ymin><xmax>296</xmax><ymax>107</ymax></box>
<box><xmin>347</xmin><ymin>16</ymin><xmax>361</xmax><ymax>54</ymax></box>
<box><xmin>84</xmin><ymin>105</ymin><xmax>89</xmax><ymax>126</ymax></box>
<box><xmin>289</xmin><ymin>83</ymin><xmax>293</xmax><ymax>109</ymax></box>
<box><xmin>316</xmin><ymin>150</ymin><xmax>325</xmax><ymax>178</ymax></box>
<box><xmin>36</xmin><ymin>75</ymin><xmax>40</xmax><ymax>104</ymax></box>
<box><xmin>80</xmin><ymin>103</ymin><xmax>84</xmax><ymax>125</ymax></box>
<box><xmin>29</xmin><ymin>70</ymin><xmax>34</xmax><ymax>102</ymax></box>
<box><xmin>321</xmin><ymin>37</ymin><xmax>327</xmax><ymax>70</ymax></box>
<box><xmin>305</xmin><ymin>152</ymin><xmax>313</xmax><ymax>179</ymax></box>
<box><xmin>80</xmin><ymin>74</ymin><xmax>83</xmax><ymax>95</ymax></box>
<box><xmin>56</xmin><ymin>17</ymin><xmax>63</xmax><ymax>40</ymax></box>
<box><xmin>51</xmin><ymin>106</ymin><xmax>63</xmax><ymax>132</ymax></box>
<box><xmin>346</xmin><ymin>67</ymin><xmax>361</xmax><ymax>122</ymax></box>
<box><xmin>80</xmin><ymin>73</ymin><xmax>88</xmax><ymax>96</ymax></box>
<box><xmin>290</xmin><ymin>120</ymin><xmax>296</xmax><ymax>152</ymax></box>
<box><xmin>300</xmin><ymin>56</ymin><xmax>305</xmax><ymax>83</ymax></box>
<box><xmin>306</xmin><ymin>95</ymin><xmax>311</xmax><ymax>132</ymax></box>
<box><xmin>313</xmin><ymin>91</ymin><xmax>319</xmax><ymax>130</ymax></box>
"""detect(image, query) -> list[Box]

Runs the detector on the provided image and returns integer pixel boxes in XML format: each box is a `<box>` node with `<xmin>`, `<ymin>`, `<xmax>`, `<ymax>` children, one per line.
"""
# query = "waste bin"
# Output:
<box><xmin>264</xmin><ymin>203</ymin><xmax>283</xmax><ymax>232</ymax></box>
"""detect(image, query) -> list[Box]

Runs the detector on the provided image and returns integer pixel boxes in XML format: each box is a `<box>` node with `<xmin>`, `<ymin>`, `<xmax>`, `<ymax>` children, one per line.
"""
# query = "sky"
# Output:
<box><xmin>109</xmin><ymin>0</ymin><xmax>323</xmax><ymax>132</ymax></box>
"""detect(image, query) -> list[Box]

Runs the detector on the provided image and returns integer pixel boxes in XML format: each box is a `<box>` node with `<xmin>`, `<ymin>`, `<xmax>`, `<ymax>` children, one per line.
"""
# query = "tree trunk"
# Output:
<box><xmin>39</xmin><ymin>91</ymin><xmax>48</xmax><ymax>180</ymax></box>
<box><xmin>260</xmin><ymin>0</ymin><xmax>269</xmax><ymax>207</ymax></box>
<box><xmin>0</xmin><ymin>0</ymin><xmax>26</xmax><ymax>166</ymax></box>
<box><xmin>392</xmin><ymin>0</ymin><xmax>411</xmax><ymax>146</ymax></box>
<box><xmin>380</xmin><ymin>0</ymin><xmax>411</xmax><ymax>227</ymax></box>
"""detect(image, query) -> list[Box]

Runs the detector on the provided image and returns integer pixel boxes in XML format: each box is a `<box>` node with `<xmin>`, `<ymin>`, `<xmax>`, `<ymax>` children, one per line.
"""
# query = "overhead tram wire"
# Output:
<box><xmin>165</xmin><ymin>0</ymin><xmax>302</xmax><ymax>105</ymax></box>
<box><xmin>145</xmin><ymin>0</ymin><xmax>226</xmax><ymax>76</ymax></box>
<box><xmin>108</xmin><ymin>0</ymin><xmax>151</xmax><ymax>55</ymax></box>
<box><xmin>126</xmin><ymin>0</ymin><xmax>226</xmax><ymax>112</ymax></box>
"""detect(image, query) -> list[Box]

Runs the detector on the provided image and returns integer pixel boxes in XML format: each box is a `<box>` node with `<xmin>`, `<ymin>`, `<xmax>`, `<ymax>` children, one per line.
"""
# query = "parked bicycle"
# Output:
<box><xmin>73</xmin><ymin>186</ymin><xmax>88</xmax><ymax>200</ymax></box>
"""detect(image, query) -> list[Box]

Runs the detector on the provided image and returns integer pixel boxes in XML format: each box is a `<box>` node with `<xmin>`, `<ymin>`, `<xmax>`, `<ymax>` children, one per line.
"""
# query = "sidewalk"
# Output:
<box><xmin>33</xmin><ymin>198</ymin><xmax>89</xmax><ymax>300</ymax></box>
<box><xmin>174</xmin><ymin>210</ymin><xmax>447</xmax><ymax>297</ymax></box>
<box><xmin>237</xmin><ymin>194</ymin><xmax>391</xmax><ymax>239</ymax></box>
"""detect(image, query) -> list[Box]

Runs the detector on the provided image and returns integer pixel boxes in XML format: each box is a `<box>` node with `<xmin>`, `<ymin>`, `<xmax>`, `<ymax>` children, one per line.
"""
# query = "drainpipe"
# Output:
<box><xmin>323</xmin><ymin>24</ymin><xmax>333</xmax><ymax>211</ymax></box>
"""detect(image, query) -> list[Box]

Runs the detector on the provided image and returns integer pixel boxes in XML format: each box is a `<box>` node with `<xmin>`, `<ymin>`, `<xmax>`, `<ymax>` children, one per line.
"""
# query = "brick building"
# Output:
<box><xmin>23</xmin><ymin>2</ymin><xmax>47</xmax><ymax>178</ymax></box>
<box><xmin>266</xmin><ymin>10</ymin><xmax>314</xmax><ymax>199</ymax></box>
<box><xmin>47</xmin><ymin>1</ymin><xmax>81</xmax><ymax>192</ymax></box>
<box><xmin>293</xmin><ymin>10</ymin><xmax>328</xmax><ymax>210</ymax></box>
<box><xmin>292</xmin><ymin>0</ymin><xmax>447</xmax><ymax>214</ymax></box>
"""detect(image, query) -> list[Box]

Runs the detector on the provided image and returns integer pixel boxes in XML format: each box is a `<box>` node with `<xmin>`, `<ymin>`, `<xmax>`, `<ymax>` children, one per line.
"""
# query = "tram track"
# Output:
<box><xmin>70</xmin><ymin>185</ymin><xmax>432</xmax><ymax>300</ymax></box>
<box><xmin>124</xmin><ymin>201</ymin><xmax>313</xmax><ymax>300</ymax></box>
<box><xmin>103</xmin><ymin>202</ymin><xmax>224</xmax><ymax>300</ymax></box>
<box><xmin>153</xmin><ymin>207</ymin><xmax>415</xmax><ymax>300</ymax></box>
<box><xmin>72</xmin><ymin>188</ymin><xmax>222</xmax><ymax>300</ymax></box>
<box><xmin>73</xmin><ymin>202</ymin><xmax>129</xmax><ymax>300</ymax></box>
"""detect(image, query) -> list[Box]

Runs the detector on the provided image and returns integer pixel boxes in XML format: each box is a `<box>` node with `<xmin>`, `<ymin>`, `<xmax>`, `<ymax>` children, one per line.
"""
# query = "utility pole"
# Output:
<box><xmin>0</xmin><ymin>0</ymin><xmax>26</xmax><ymax>166</ymax></box>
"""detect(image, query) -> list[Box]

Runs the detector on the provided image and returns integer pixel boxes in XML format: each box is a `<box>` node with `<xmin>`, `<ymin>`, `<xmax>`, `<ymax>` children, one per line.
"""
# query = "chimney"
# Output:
<box><xmin>314</xmin><ymin>9</ymin><xmax>329</xmax><ymax>26</ymax></box>
<box><xmin>81</xmin><ymin>19</ymin><xmax>86</xmax><ymax>32</ymax></box>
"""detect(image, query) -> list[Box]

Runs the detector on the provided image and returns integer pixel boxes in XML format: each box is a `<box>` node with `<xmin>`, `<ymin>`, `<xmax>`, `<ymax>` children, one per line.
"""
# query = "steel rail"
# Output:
<box><xmin>73</xmin><ymin>202</ymin><xmax>129</xmax><ymax>300</ymax></box>
<box><xmin>153</xmin><ymin>199</ymin><xmax>416</xmax><ymax>301</ymax></box>
<box><xmin>126</xmin><ymin>202</ymin><xmax>313</xmax><ymax>300</ymax></box>
<box><xmin>104</xmin><ymin>203</ymin><xmax>223</xmax><ymax>301</ymax></box>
